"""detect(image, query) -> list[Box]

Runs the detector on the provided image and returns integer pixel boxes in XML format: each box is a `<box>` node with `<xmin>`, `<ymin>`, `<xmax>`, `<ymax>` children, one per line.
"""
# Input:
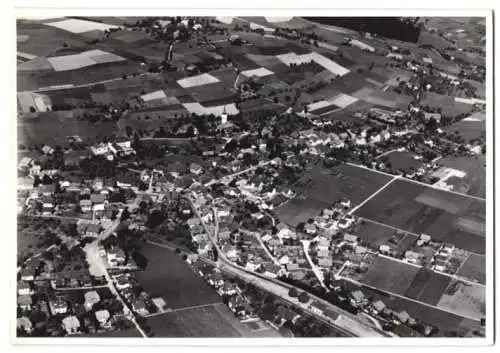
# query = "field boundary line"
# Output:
<box><xmin>348</xmin><ymin>175</ymin><xmax>400</xmax><ymax>215</ymax></box>
<box><xmin>346</xmin><ymin>162</ymin><xmax>486</xmax><ymax>202</ymax></box>
<box><xmin>145</xmin><ymin>302</ymin><xmax>221</xmax><ymax>319</ymax></box>
<box><xmin>338</xmin><ymin>275</ymin><xmax>482</xmax><ymax>322</ymax></box>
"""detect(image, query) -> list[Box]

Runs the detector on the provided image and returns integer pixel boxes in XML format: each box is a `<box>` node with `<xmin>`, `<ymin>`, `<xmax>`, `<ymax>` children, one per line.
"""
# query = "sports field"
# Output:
<box><xmin>133</xmin><ymin>243</ymin><xmax>222</xmax><ymax>310</ymax></box>
<box><xmin>354</xmin><ymin>178</ymin><xmax>486</xmax><ymax>254</ymax></box>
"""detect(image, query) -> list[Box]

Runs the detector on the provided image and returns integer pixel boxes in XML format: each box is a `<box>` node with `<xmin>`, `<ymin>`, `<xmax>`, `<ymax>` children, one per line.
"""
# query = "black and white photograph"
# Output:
<box><xmin>8</xmin><ymin>4</ymin><xmax>494</xmax><ymax>346</ymax></box>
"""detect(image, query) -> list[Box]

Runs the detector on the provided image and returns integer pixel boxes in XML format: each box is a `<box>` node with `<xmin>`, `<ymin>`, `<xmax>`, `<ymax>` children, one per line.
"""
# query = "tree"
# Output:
<box><xmin>288</xmin><ymin>287</ymin><xmax>299</xmax><ymax>297</ymax></box>
<box><xmin>29</xmin><ymin>106</ymin><xmax>36</xmax><ymax>113</ymax></box>
<box><xmin>298</xmin><ymin>292</ymin><xmax>310</xmax><ymax>303</ymax></box>
<box><xmin>121</xmin><ymin>207</ymin><xmax>130</xmax><ymax>221</ymax></box>
<box><xmin>175</xmin><ymin>248</ymin><xmax>181</xmax><ymax>254</ymax></box>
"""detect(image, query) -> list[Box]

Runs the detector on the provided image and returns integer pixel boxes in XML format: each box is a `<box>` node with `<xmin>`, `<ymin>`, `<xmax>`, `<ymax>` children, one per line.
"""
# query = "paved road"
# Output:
<box><xmin>204</xmin><ymin>160</ymin><xmax>273</xmax><ymax>187</ymax></box>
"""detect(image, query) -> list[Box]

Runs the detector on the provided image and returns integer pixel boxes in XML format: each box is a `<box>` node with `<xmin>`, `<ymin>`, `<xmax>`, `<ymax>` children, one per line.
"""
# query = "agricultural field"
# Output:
<box><xmin>456</xmin><ymin>253</ymin><xmax>486</xmax><ymax>285</ymax></box>
<box><xmin>18</xmin><ymin>115</ymin><xmax>120</xmax><ymax>147</ymax></box>
<box><xmin>404</xmin><ymin>268</ymin><xmax>452</xmax><ymax>306</ymax></box>
<box><xmin>275</xmin><ymin>163</ymin><xmax>392</xmax><ymax>227</ymax></box>
<box><xmin>354</xmin><ymin>179</ymin><xmax>486</xmax><ymax>254</ymax></box>
<box><xmin>353</xmin><ymin>256</ymin><xmax>421</xmax><ymax>295</ymax></box>
<box><xmin>421</xmin><ymin>92</ymin><xmax>473</xmax><ymax>118</ymax></box>
<box><xmin>146</xmin><ymin>303</ymin><xmax>248</xmax><ymax>337</ymax></box>
<box><xmin>351</xmin><ymin>219</ymin><xmax>417</xmax><ymax>254</ymax></box>
<box><xmin>444</xmin><ymin>115</ymin><xmax>486</xmax><ymax>142</ymax></box>
<box><xmin>133</xmin><ymin>243</ymin><xmax>222</xmax><ymax>310</ymax></box>
<box><xmin>437</xmin><ymin>280</ymin><xmax>486</xmax><ymax>320</ymax></box>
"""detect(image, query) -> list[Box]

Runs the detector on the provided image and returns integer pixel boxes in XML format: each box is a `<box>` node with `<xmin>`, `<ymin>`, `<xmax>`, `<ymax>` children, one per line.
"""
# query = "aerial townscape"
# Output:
<box><xmin>16</xmin><ymin>15</ymin><xmax>487</xmax><ymax>339</ymax></box>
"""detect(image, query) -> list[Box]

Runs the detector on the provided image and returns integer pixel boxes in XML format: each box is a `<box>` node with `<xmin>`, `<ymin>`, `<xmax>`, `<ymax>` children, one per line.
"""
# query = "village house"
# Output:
<box><xmin>417</xmin><ymin>234</ymin><xmax>432</xmax><ymax>246</ymax></box>
<box><xmin>371</xmin><ymin>300</ymin><xmax>387</xmax><ymax>315</ymax></box>
<box><xmin>17</xmin><ymin>317</ymin><xmax>33</xmax><ymax>333</ymax></box>
<box><xmin>219</xmin><ymin>281</ymin><xmax>238</xmax><ymax>296</ymax></box>
<box><xmin>62</xmin><ymin>316</ymin><xmax>81</xmax><ymax>335</ymax></box>
<box><xmin>18</xmin><ymin>281</ymin><xmax>31</xmax><ymax>296</ymax></box>
<box><xmin>349</xmin><ymin>290</ymin><xmax>367</xmax><ymax>308</ymax></box>
<box><xmin>20</xmin><ymin>268</ymin><xmax>35</xmax><ymax>282</ymax></box>
<box><xmin>107</xmin><ymin>247</ymin><xmax>126</xmax><ymax>267</ymax></box>
<box><xmin>95</xmin><ymin>309</ymin><xmax>111</xmax><ymax>328</ymax></box>
<box><xmin>263</xmin><ymin>263</ymin><xmax>284</xmax><ymax>278</ymax></box>
<box><xmin>190</xmin><ymin>163</ymin><xmax>203</xmax><ymax>175</ymax></box>
<box><xmin>318</xmin><ymin>258</ymin><xmax>333</xmax><ymax>268</ymax></box>
<box><xmin>85</xmin><ymin>223</ymin><xmax>102</xmax><ymax>238</ymax></box>
<box><xmin>49</xmin><ymin>299</ymin><xmax>68</xmax><ymax>315</ymax></box>
<box><xmin>304</xmin><ymin>223</ymin><xmax>317</xmax><ymax>235</ymax></box>
<box><xmin>208</xmin><ymin>272</ymin><xmax>225</xmax><ymax>288</ymax></box>
<box><xmin>343</xmin><ymin>234</ymin><xmax>359</xmax><ymax>244</ymax></box>
<box><xmin>18</xmin><ymin>295</ymin><xmax>32</xmax><ymax>311</ymax></box>
<box><xmin>404</xmin><ymin>250</ymin><xmax>424</xmax><ymax>266</ymax></box>
<box><xmin>132</xmin><ymin>300</ymin><xmax>149</xmax><ymax>316</ymax></box>
<box><xmin>114</xmin><ymin>275</ymin><xmax>131</xmax><ymax>290</ymax></box>
<box><xmin>79</xmin><ymin>199</ymin><xmax>92</xmax><ymax>213</ymax></box>
<box><xmin>84</xmin><ymin>291</ymin><xmax>101</xmax><ymax>311</ymax></box>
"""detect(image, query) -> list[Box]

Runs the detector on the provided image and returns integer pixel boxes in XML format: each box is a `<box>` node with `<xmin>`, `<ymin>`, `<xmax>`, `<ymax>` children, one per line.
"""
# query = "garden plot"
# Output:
<box><xmin>177</xmin><ymin>73</ymin><xmax>220</xmax><ymax>88</ymax></box>
<box><xmin>45</xmin><ymin>18</ymin><xmax>119</xmax><ymax>34</ymax></box>
<box><xmin>276</xmin><ymin>52</ymin><xmax>350</xmax><ymax>76</ymax></box>
<box><xmin>437</xmin><ymin>280</ymin><xmax>485</xmax><ymax>320</ymax></box>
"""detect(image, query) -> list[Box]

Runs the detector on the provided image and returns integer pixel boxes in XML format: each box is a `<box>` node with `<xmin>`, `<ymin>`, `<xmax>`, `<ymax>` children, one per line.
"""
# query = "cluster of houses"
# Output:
<box><xmin>17</xmin><ymin>280</ymin><xmax>121</xmax><ymax>336</ymax></box>
<box><xmin>111</xmin><ymin>273</ymin><xmax>163</xmax><ymax>317</ymax></box>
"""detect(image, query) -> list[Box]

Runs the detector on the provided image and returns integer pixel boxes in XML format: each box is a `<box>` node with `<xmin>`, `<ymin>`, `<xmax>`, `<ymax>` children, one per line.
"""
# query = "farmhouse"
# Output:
<box><xmin>349</xmin><ymin>290</ymin><xmax>367</xmax><ymax>307</ymax></box>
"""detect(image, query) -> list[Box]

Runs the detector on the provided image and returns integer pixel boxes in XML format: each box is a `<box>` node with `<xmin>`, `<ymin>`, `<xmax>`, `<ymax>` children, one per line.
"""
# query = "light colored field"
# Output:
<box><xmin>454</xmin><ymin>97</ymin><xmax>486</xmax><ymax>105</ymax></box>
<box><xmin>182</xmin><ymin>102</ymin><xmax>239</xmax><ymax>116</ymax></box>
<box><xmin>86</xmin><ymin>49</ymin><xmax>126</xmax><ymax>64</ymax></box>
<box><xmin>46</xmin><ymin>50</ymin><xmax>125</xmax><ymax>71</ymax></box>
<box><xmin>47</xmin><ymin>54</ymin><xmax>96</xmax><ymax>71</ymax></box>
<box><xmin>241</xmin><ymin>67</ymin><xmax>274</xmax><ymax>78</ymax></box>
<box><xmin>414</xmin><ymin>193</ymin><xmax>462</xmax><ymax>215</ymax></box>
<box><xmin>329</xmin><ymin>93</ymin><xmax>359</xmax><ymax>108</ymax></box>
<box><xmin>317</xmin><ymin>41</ymin><xmax>339</xmax><ymax>52</ymax></box>
<box><xmin>246</xmin><ymin>53</ymin><xmax>283</xmax><ymax>68</ymax></box>
<box><xmin>17</xmin><ymin>35</ymin><xmax>30</xmax><ymax>43</ymax></box>
<box><xmin>17</xmin><ymin>92</ymin><xmax>52</xmax><ymax>113</ymax></box>
<box><xmin>462</xmin><ymin>111</ymin><xmax>486</xmax><ymax>122</ymax></box>
<box><xmin>276</xmin><ymin>52</ymin><xmax>350</xmax><ymax>76</ymax></box>
<box><xmin>350</xmin><ymin>39</ymin><xmax>375</xmax><ymax>52</ymax></box>
<box><xmin>141</xmin><ymin>90</ymin><xmax>167</xmax><ymax>102</ymax></box>
<box><xmin>17</xmin><ymin>52</ymin><xmax>37</xmax><ymax>60</ymax></box>
<box><xmin>45</xmin><ymin>18</ymin><xmax>119</xmax><ymax>34</ymax></box>
<box><xmin>453</xmin><ymin>217</ymin><xmax>485</xmax><ymax>236</ymax></box>
<box><xmin>177</xmin><ymin>73</ymin><xmax>220</xmax><ymax>88</ymax></box>
<box><xmin>307</xmin><ymin>100</ymin><xmax>331</xmax><ymax>112</ymax></box>
<box><xmin>438</xmin><ymin>280</ymin><xmax>485</xmax><ymax>320</ymax></box>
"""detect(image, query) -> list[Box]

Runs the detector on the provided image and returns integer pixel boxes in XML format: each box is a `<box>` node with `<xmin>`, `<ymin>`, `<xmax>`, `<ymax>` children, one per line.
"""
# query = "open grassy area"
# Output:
<box><xmin>456</xmin><ymin>253</ymin><xmax>486</xmax><ymax>285</ymax></box>
<box><xmin>146</xmin><ymin>303</ymin><xmax>245</xmax><ymax>337</ymax></box>
<box><xmin>437</xmin><ymin>280</ymin><xmax>485</xmax><ymax>320</ymax></box>
<box><xmin>357</xmin><ymin>256</ymin><xmax>421</xmax><ymax>296</ymax></box>
<box><xmin>133</xmin><ymin>243</ymin><xmax>222</xmax><ymax>310</ymax></box>
<box><xmin>354</xmin><ymin>179</ymin><xmax>486</xmax><ymax>254</ymax></box>
<box><xmin>404</xmin><ymin>268</ymin><xmax>452</xmax><ymax>306</ymax></box>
